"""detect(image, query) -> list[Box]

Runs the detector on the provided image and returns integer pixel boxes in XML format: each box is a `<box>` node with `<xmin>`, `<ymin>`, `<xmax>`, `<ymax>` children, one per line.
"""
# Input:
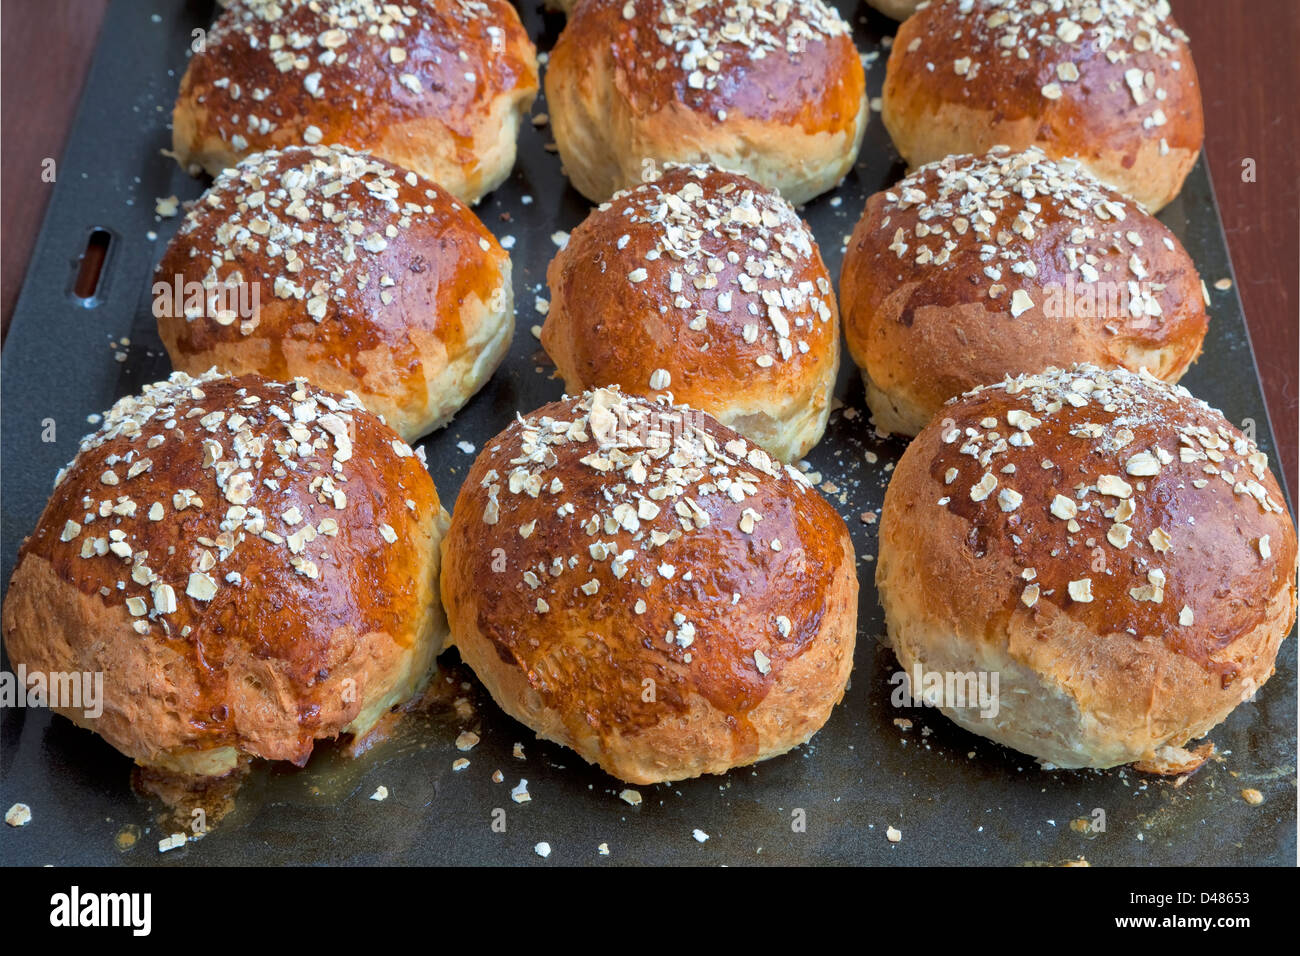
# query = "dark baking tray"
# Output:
<box><xmin>1</xmin><ymin>0</ymin><xmax>1294</xmax><ymax>867</ymax></box>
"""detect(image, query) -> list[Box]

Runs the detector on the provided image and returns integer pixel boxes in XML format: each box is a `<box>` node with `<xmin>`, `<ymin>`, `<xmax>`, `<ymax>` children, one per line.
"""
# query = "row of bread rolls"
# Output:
<box><xmin>1</xmin><ymin>372</ymin><xmax>858</xmax><ymax>785</ymax></box>
<box><xmin>2</xmin><ymin>1</ymin><xmax>1293</xmax><ymax>790</ymax></box>
<box><xmin>170</xmin><ymin>1</ymin><xmax>1205</xmax><ymax>218</ymax></box>
<box><xmin>538</xmin><ymin>0</ymin><xmax>1202</xmax><ymax>213</ymax></box>
<box><xmin>172</xmin><ymin>0</ymin><xmax>540</xmax><ymax>205</ymax></box>
<box><xmin>846</xmin><ymin>1</ymin><xmax>1288</xmax><ymax>773</ymax></box>
<box><xmin>170</xmin><ymin>0</ymin><xmax>869</xmax><ymax>209</ymax></box>
<box><xmin>5</xmin><ymin>359</ymin><xmax>1290</xmax><ymax>781</ymax></box>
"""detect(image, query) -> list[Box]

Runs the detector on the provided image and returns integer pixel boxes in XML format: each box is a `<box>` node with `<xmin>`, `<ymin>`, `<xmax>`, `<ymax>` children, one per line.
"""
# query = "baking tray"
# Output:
<box><xmin>1</xmin><ymin>0</ymin><xmax>1294</xmax><ymax>867</ymax></box>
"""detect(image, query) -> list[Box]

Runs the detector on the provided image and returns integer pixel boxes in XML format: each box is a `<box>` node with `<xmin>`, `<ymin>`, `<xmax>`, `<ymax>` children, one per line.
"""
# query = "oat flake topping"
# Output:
<box><xmin>195</xmin><ymin>0</ymin><xmax>499</xmax><ymax>150</ymax></box>
<box><xmin>911</xmin><ymin>0</ymin><xmax>1187</xmax><ymax>138</ymax></box>
<box><xmin>172</xmin><ymin>144</ymin><xmax>463</xmax><ymax>333</ymax></box>
<box><xmin>936</xmin><ymin>364</ymin><xmax>1283</xmax><ymax>620</ymax></box>
<box><xmin>600</xmin><ymin>163</ymin><xmax>833</xmax><ymax>368</ymax></box>
<box><xmin>50</xmin><ymin>370</ymin><xmax>422</xmax><ymax>637</ymax></box>
<box><xmin>480</xmin><ymin>387</ymin><xmax>812</xmax><ymax>660</ymax></box>
<box><xmin>879</xmin><ymin>146</ymin><xmax>1165</xmax><ymax>323</ymax></box>
<box><xmin>634</xmin><ymin>0</ymin><xmax>852</xmax><ymax>94</ymax></box>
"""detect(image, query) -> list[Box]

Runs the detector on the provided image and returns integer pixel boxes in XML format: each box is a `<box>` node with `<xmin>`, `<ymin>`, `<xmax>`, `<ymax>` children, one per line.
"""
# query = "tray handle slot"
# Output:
<box><xmin>70</xmin><ymin>227</ymin><xmax>114</xmax><ymax>306</ymax></box>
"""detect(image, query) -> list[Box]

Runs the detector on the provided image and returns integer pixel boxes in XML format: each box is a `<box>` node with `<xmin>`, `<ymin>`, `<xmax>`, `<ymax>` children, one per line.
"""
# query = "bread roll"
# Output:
<box><xmin>840</xmin><ymin>146</ymin><xmax>1207</xmax><ymax>436</ymax></box>
<box><xmin>154</xmin><ymin>145</ymin><xmax>514</xmax><ymax>444</ymax></box>
<box><xmin>882</xmin><ymin>0</ymin><xmax>1203</xmax><ymax>212</ymax></box>
<box><xmin>545</xmin><ymin>0</ymin><xmax>868</xmax><ymax>205</ymax></box>
<box><xmin>876</xmin><ymin>364</ymin><xmax>1296</xmax><ymax>770</ymax></box>
<box><xmin>866</xmin><ymin>0</ymin><xmax>923</xmax><ymax>20</ymax></box>
<box><xmin>440</xmin><ymin>388</ymin><xmax>858</xmax><ymax>784</ymax></box>
<box><xmin>542</xmin><ymin>163</ymin><xmax>839</xmax><ymax>462</ymax></box>
<box><xmin>2</xmin><ymin>371</ymin><xmax>449</xmax><ymax>776</ymax></box>
<box><xmin>172</xmin><ymin>0</ymin><xmax>539</xmax><ymax>204</ymax></box>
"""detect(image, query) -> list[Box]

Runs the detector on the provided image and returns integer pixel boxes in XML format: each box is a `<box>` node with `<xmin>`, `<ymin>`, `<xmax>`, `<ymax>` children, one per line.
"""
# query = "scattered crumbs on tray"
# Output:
<box><xmin>512</xmin><ymin>742</ymin><xmax>525</xmax><ymax>760</ymax></box>
<box><xmin>5</xmin><ymin>803</ymin><xmax>31</xmax><ymax>827</ymax></box>
<box><xmin>534</xmin><ymin>841</ymin><xmax>551</xmax><ymax>858</ymax></box>
<box><xmin>1214</xmin><ymin>277</ymin><xmax>1233</xmax><ymax>290</ymax></box>
<box><xmin>511</xmin><ymin>779</ymin><xmax>531</xmax><ymax>804</ymax></box>
<box><xmin>452</xmin><ymin>758</ymin><xmax>470</xmax><ymax>772</ymax></box>
<box><xmin>158</xmin><ymin>832</ymin><xmax>186</xmax><ymax>853</ymax></box>
<box><xmin>454</xmin><ymin>731</ymin><xmax>480</xmax><ymax>752</ymax></box>
<box><xmin>370</xmin><ymin>785</ymin><xmax>389</xmax><ymax>802</ymax></box>
<box><xmin>597</xmin><ymin>842</ymin><xmax>610</xmax><ymax>856</ymax></box>
<box><xmin>456</xmin><ymin>440</ymin><xmax>476</xmax><ymax>455</ymax></box>
<box><xmin>154</xmin><ymin>195</ymin><xmax>179</xmax><ymax>218</ymax></box>
<box><xmin>692</xmin><ymin>828</ymin><xmax>709</xmax><ymax>843</ymax></box>
<box><xmin>619</xmin><ymin>789</ymin><xmax>642</xmax><ymax>807</ymax></box>
<box><xmin>1241</xmin><ymin>788</ymin><xmax>1264</xmax><ymax>805</ymax></box>
<box><xmin>491</xmin><ymin>770</ymin><xmax>504</xmax><ymax>784</ymax></box>
<box><xmin>886</xmin><ymin>826</ymin><xmax>902</xmax><ymax>844</ymax></box>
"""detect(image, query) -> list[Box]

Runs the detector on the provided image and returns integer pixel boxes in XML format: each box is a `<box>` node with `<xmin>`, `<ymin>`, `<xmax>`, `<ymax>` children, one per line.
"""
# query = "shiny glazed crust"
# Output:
<box><xmin>840</xmin><ymin>147</ymin><xmax>1208</xmax><ymax>436</ymax></box>
<box><xmin>440</xmin><ymin>388</ymin><xmax>858</xmax><ymax>784</ymax></box>
<box><xmin>545</xmin><ymin>0</ymin><xmax>868</xmax><ymax>204</ymax></box>
<box><xmin>2</xmin><ymin>372</ymin><xmax>449</xmax><ymax>775</ymax></box>
<box><xmin>172</xmin><ymin>0</ymin><xmax>539</xmax><ymax>204</ymax></box>
<box><xmin>882</xmin><ymin>0</ymin><xmax>1204</xmax><ymax>211</ymax></box>
<box><xmin>876</xmin><ymin>365</ymin><xmax>1296</xmax><ymax>768</ymax></box>
<box><xmin>542</xmin><ymin>163</ymin><xmax>839</xmax><ymax>462</ymax></box>
<box><xmin>154</xmin><ymin>145</ymin><xmax>514</xmax><ymax>444</ymax></box>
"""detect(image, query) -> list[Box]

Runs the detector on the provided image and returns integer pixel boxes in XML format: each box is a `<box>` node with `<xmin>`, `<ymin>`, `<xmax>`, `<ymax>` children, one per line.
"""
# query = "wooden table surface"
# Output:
<box><xmin>2</xmin><ymin>0</ymin><xmax>1296</xmax><ymax>490</ymax></box>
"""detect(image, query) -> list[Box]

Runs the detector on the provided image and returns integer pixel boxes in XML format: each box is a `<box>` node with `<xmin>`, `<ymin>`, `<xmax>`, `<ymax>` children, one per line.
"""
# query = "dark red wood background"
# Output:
<box><xmin>2</xmin><ymin>0</ymin><xmax>1296</xmax><ymax>490</ymax></box>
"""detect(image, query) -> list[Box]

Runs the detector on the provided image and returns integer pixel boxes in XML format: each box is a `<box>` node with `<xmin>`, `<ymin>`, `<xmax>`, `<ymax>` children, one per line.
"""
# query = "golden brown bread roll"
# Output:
<box><xmin>876</xmin><ymin>364</ymin><xmax>1296</xmax><ymax>770</ymax></box>
<box><xmin>440</xmin><ymin>388</ymin><xmax>858</xmax><ymax>784</ymax></box>
<box><xmin>1</xmin><ymin>371</ymin><xmax>449</xmax><ymax>776</ymax></box>
<box><xmin>882</xmin><ymin>0</ymin><xmax>1204</xmax><ymax>212</ymax></box>
<box><xmin>541</xmin><ymin>163</ymin><xmax>839</xmax><ymax>462</ymax></box>
<box><xmin>840</xmin><ymin>146</ymin><xmax>1208</xmax><ymax>436</ymax></box>
<box><xmin>172</xmin><ymin>0</ymin><xmax>539</xmax><ymax>204</ymax></box>
<box><xmin>866</xmin><ymin>0</ymin><xmax>923</xmax><ymax>19</ymax></box>
<box><xmin>545</xmin><ymin>0</ymin><xmax>868</xmax><ymax>205</ymax></box>
<box><xmin>154</xmin><ymin>145</ymin><xmax>514</xmax><ymax>444</ymax></box>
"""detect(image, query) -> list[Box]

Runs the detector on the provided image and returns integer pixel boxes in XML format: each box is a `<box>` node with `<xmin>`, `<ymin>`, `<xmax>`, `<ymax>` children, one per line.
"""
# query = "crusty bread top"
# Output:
<box><xmin>156</xmin><ymin>144</ymin><xmax>507</xmax><ymax>355</ymax></box>
<box><xmin>178</xmin><ymin>0</ymin><xmax>536</xmax><ymax>153</ymax></box>
<box><xmin>906</xmin><ymin>364</ymin><xmax>1294</xmax><ymax>679</ymax></box>
<box><xmin>22</xmin><ymin>371</ymin><xmax>440</xmax><ymax>659</ymax></box>
<box><xmin>545</xmin><ymin>163</ymin><xmax>835</xmax><ymax>395</ymax></box>
<box><xmin>890</xmin><ymin>0</ymin><xmax>1201</xmax><ymax>151</ymax></box>
<box><xmin>847</xmin><ymin>146</ymin><xmax>1200</xmax><ymax>333</ymax></box>
<box><xmin>554</xmin><ymin>0</ymin><xmax>862</xmax><ymax>132</ymax></box>
<box><xmin>445</xmin><ymin>387</ymin><xmax>853</xmax><ymax>719</ymax></box>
